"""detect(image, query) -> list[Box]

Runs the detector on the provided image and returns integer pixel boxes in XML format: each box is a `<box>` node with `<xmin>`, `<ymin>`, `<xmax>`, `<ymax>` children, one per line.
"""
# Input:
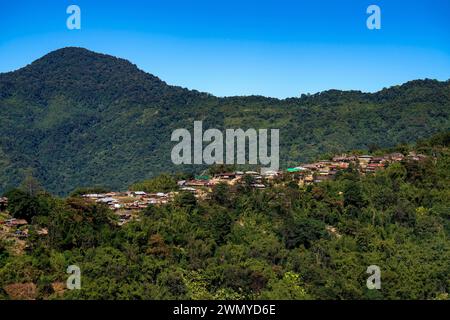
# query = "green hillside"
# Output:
<box><xmin>0</xmin><ymin>133</ymin><xmax>449</xmax><ymax>300</ymax></box>
<box><xmin>0</xmin><ymin>47</ymin><xmax>449</xmax><ymax>194</ymax></box>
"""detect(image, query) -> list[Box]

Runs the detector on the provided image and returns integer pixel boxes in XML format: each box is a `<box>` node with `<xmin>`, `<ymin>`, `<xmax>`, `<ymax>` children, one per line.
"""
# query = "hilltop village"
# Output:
<box><xmin>0</xmin><ymin>150</ymin><xmax>428</xmax><ymax>235</ymax></box>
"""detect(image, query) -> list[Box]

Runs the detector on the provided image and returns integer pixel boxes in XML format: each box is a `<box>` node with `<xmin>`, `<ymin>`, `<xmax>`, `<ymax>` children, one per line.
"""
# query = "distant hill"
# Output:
<box><xmin>0</xmin><ymin>47</ymin><xmax>449</xmax><ymax>194</ymax></box>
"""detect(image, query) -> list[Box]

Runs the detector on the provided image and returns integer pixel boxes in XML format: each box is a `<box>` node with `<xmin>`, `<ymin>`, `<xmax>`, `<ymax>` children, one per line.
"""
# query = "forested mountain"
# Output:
<box><xmin>0</xmin><ymin>47</ymin><xmax>449</xmax><ymax>194</ymax></box>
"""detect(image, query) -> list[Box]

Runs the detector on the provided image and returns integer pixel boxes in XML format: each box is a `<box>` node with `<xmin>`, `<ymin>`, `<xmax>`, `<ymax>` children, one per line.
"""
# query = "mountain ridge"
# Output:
<box><xmin>0</xmin><ymin>47</ymin><xmax>449</xmax><ymax>195</ymax></box>
<box><xmin>2</xmin><ymin>47</ymin><xmax>448</xmax><ymax>101</ymax></box>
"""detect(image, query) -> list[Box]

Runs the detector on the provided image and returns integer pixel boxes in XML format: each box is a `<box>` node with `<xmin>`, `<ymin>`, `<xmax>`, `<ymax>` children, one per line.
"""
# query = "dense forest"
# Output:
<box><xmin>0</xmin><ymin>133</ymin><xmax>449</xmax><ymax>300</ymax></box>
<box><xmin>0</xmin><ymin>47</ymin><xmax>449</xmax><ymax>195</ymax></box>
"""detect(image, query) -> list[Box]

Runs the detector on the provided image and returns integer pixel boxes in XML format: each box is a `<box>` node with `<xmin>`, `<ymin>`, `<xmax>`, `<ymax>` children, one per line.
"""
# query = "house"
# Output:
<box><xmin>370</xmin><ymin>157</ymin><xmax>385</xmax><ymax>164</ymax></box>
<box><xmin>37</xmin><ymin>228</ymin><xmax>48</xmax><ymax>236</ymax></box>
<box><xmin>386</xmin><ymin>153</ymin><xmax>405</xmax><ymax>162</ymax></box>
<box><xmin>304</xmin><ymin>174</ymin><xmax>314</xmax><ymax>185</ymax></box>
<box><xmin>105</xmin><ymin>192</ymin><xmax>126</xmax><ymax>197</ymax></box>
<box><xmin>185</xmin><ymin>179</ymin><xmax>212</xmax><ymax>187</ymax></box>
<box><xmin>314</xmin><ymin>175</ymin><xmax>332</xmax><ymax>183</ymax></box>
<box><xmin>262</xmin><ymin>170</ymin><xmax>279</xmax><ymax>177</ymax></box>
<box><xmin>332</xmin><ymin>156</ymin><xmax>347</xmax><ymax>162</ymax></box>
<box><xmin>365</xmin><ymin>163</ymin><xmax>385</xmax><ymax>173</ymax></box>
<box><xmin>318</xmin><ymin>170</ymin><xmax>330</xmax><ymax>176</ymax></box>
<box><xmin>0</xmin><ymin>197</ymin><xmax>7</xmax><ymax>211</ymax></box>
<box><xmin>82</xmin><ymin>193</ymin><xmax>106</xmax><ymax>199</ymax></box>
<box><xmin>337</xmin><ymin>162</ymin><xmax>349</xmax><ymax>169</ymax></box>
<box><xmin>124</xmin><ymin>201</ymin><xmax>140</xmax><ymax>210</ymax></box>
<box><xmin>262</xmin><ymin>170</ymin><xmax>278</xmax><ymax>176</ymax></box>
<box><xmin>215</xmin><ymin>172</ymin><xmax>236</xmax><ymax>180</ymax></box>
<box><xmin>6</xmin><ymin>218</ymin><xmax>28</xmax><ymax>227</ymax></box>
<box><xmin>119</xmin><ymin>213</ymin><xmax>132</xmax><ymax>220</ymax></box>
<box><xmin>407</xmin><ymin>152</ymin><xmax>428</xmax><ymax>161</ymax></box>
<box><xmin>302</xmin><ymin>164</ymin><xmax>319</xmax><ymax>171</ymax></box>
<box><xmin>14</xmin><ymin>229</ymin><xmax>28</xmax><ymax>238</ymax></box>
<box><xmin>332</xmin><ymin>155</ymin><xmax>357</xmax><ymax>162</ymax></box>
<box><xmin>251</xmin><ymin>183</ymin><xmax>266</xmax><ymax>189</ymax></box>
<box><xmin>328</xmin><ymin>169</ymin><xmax>338</xmax><ymax>176</ymax></box>
<box><xmin>96</xmin><ymin>197</ymin><xmax>118</xmax><ymax>204</ymax></box>
<box><xmin>358</xmin><ymin>155</ymin><xmax>373</xmax><ymax>163</ymax></box>
<box><xmin>118</xmin><ymin>213</ymin><xmax>133</xmax><ymax>226</ymax></box>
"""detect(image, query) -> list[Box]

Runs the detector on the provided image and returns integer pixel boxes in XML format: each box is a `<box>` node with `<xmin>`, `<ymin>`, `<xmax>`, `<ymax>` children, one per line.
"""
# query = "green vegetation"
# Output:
<box><xmin>129</xmin><ymin>174</ymin><xmax>178</xmax><ymax>193</ymax></box>
<box><xmin>0</xmin><ymin>47</ymin><xmax>449</xmax><ymax>195</ymax></box>
<box><xmin>0</xmin><ymin>134</ymin><xmax>448</xmax><ymax>300</ymax></box>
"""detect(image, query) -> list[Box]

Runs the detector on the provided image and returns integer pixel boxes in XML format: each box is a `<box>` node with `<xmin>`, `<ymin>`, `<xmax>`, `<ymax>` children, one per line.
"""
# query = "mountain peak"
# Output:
<box><xmin>35</xmin><ymin>47</ymin><xmax>138</xmax><ymax>70</ymax></box>
<box><xmin>25</xmin><ymin>47</ymin><xmax>146</xmax><ymax>77</ymax></box>
<box><xmin>1</xmin><ymin>47</ymin><xmax>179</xmax><ymax>104</ymax></box>
<box><xmin>42</xmin><ymin>46</ymin><xmax>99</xmax><ymax>56</ymax></box>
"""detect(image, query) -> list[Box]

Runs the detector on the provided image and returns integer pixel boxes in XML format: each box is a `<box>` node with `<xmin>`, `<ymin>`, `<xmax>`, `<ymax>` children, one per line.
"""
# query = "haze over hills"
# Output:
<box><xmin>0</xmin><ymin>47</ymin><xmax>449</xmax><ymax>195</ymax></box>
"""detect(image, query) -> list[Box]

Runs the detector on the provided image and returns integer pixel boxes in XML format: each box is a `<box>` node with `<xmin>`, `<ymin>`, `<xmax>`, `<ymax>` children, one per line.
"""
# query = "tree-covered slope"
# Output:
<box><xmin>1</xmin><ymin>133</ymin><xmax>449</xmax><ymax>300</ymax></box>
<box><xmin>0</xmin><ymin>47</ymin><xmax>449</xmax><ymax>194</ymax></box>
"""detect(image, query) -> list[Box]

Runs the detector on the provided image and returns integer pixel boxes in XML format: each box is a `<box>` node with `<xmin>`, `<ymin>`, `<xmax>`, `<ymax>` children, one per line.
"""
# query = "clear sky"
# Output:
<box><xmin>0</xmin><ymin>0</ymin><xmax>449</xmax><ymax>98</ymax></box>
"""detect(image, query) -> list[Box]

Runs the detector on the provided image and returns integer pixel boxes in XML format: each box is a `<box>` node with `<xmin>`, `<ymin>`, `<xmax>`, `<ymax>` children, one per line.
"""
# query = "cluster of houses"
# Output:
<box><xmin>0</xmin><ymin>218</ymin><xmax>48</xmax><ymax>239</ymax></box>
<box><xmin>82</xmin><ymin>191</ymin><xmax>173</xmax><ymax>209</ymax></box>
<box><xmin>178</xmin><ymin>170</ymin><xmax>270</xmax><ymax>193</ymax></box>
<box><xmin>178</xmin><ymin>151</ymin><xmax>428</xmax><ymax>191</ymax></box>
<box><xmin>79</xmin><ymin>151</ymin><xmax>429</xmax><ymax>225</ymax></box>
<box><xmin>285</xmin><ymin>151</ymin><xmax>427</xmax><ymax>185</ymax></box>
<box><xmin>0</xmin><ymin>151</ymin><xmax>428</xmax><ymax>228</ymax></box>
<box><xmin>81</xmin><ymin>191</ymin><xmax>175</xmax><ymax>225</ymax></box>
<box><xmin>0</xmin><ymin>218</ymin><xmax>28</xmax><ymax>238</ymax></box>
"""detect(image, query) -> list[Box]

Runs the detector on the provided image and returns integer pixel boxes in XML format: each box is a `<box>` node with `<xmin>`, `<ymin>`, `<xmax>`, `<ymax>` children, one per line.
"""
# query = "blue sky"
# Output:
<box><xmin>0</xmin><ymin>0</ymin><xmax>449</xmax><ymax>98</ymax></box>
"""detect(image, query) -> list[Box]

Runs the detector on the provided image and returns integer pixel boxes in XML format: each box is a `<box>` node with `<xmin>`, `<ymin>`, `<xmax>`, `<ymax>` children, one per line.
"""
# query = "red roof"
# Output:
<box><xmin>367</xmin><ymin>163</ymin><xmax>384</xmax><ymax>167</ymax></box>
